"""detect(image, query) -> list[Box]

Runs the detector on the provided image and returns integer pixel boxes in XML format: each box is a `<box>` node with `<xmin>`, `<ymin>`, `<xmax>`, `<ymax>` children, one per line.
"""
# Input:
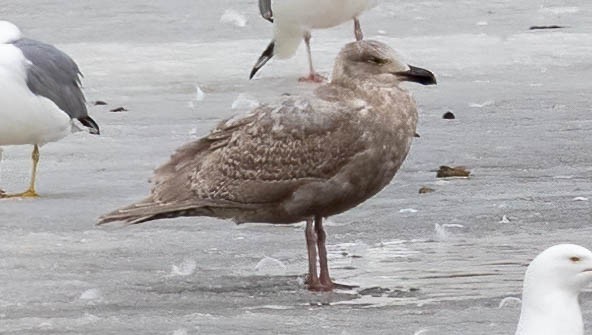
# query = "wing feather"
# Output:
<box><xmin>150</xmin><ymin>95</ymin><xmax>368</xmax><ymax>206</ymax></box>
<box><xmin>12</xmin><ymin>38</ymin><xmax>89</xmax><ymax>121</ymax></box>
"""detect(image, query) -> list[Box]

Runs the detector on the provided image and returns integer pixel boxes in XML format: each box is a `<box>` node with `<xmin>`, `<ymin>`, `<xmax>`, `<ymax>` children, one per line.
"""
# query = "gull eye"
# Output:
<box><xmin>570</xmin><ymin>256</ymin><xmax>581</xmax><ymax>263</ymax></box>
<box><xmin>367</xmin><ymin>57</ymin><xmax>387</xmax><ymax>65</ymax></box>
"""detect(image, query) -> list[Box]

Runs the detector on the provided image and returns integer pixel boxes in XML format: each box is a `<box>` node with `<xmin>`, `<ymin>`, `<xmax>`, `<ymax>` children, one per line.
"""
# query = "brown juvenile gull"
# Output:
<box><xmin>98</xmin><ymin>40</ymin><xmax>436</xmax><ymax>291</ymax></box>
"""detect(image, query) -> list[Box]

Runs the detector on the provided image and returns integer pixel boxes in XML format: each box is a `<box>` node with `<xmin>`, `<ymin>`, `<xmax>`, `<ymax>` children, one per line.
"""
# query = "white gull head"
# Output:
<box><xmin>0</xmin><ymin>21</ymin><xmax>22</xmax><ymax>44</ymax></box>
<box><xmin>516</xmin><ymin>244</ymin><xmax>592</xmax><ymax>335</ymax></box>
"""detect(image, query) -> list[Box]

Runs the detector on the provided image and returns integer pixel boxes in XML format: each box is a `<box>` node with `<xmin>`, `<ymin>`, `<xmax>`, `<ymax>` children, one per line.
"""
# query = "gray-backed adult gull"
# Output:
<box><xmin>0</xmin><ymin>21</ymin><xmax>99</xmax><ymax>198</ymax></box>
<box><xmin>98</xmin><ymin>40</ymin><xmax>436</xmax><ymax>291</ymax></box>
<box><xmin>516</xmin><ymin>244</ymin><xmax>592</xmax><ymax>335</ymax></box>
<box><xmin>250</xmin><ymin>0</ymin><xmax>379</xmax><ymax>82</ymax></box>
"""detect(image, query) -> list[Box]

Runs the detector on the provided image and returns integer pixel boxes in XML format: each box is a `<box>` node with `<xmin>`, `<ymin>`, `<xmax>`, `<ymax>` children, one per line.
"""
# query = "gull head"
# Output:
<box><xmin>0</xmin><ymin>21</ymin><xmax>22</xmax><ymax>44</ymax></box>
<box><xmin>332</xmin><ymin>40</ymin><xmax>436</xmax><ymax>86</ymax></box>
<box><xmin>525</xmin><ymin>244</ymin><xmax>592</xmax><ymax>293</ymax></box>
<box><xmin>516</xmin><ymin>244</ymin><xmax>592</xmax><ymax>335</ymax></box>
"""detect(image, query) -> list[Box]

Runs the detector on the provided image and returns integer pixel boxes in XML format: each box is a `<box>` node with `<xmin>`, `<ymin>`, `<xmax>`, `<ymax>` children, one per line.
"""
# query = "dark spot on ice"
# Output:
<box><xmin>419</xmin><ymin>186</ymin><xmax>435</xmax><ymax>194</ymax></box>
<box><xmin>340</xmin><ymin>266</ymin><xmax>357</xmax><ymax>270</ymax></box>
<box><xmin>94</xmin><ymin>100</ymin><xmax>108</xmax><ymax>105</ymax></box>
<box><xmin>529</xmin><ymin>25</ymin><xmax>566</xmax><ymax>30</ymax></box>
<box><xmin>443</xmin><ymin>111</ymin><xmax>456</xmax><ymax>119</ymax></box>
<box><xmin>437</xmin><ymin>166</ymin><xmax>471</xmax><ymax>178</ymax></box>
<box><xmin>110</xmin><ymin>107</ymin><xmax>128</xmax><ymax>113</ymax></box>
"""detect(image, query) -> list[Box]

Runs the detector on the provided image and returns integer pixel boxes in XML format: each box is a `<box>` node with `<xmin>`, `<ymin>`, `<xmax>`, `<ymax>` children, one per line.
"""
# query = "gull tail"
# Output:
<box><xmin>97</xmin><ymin>197</ymin><xmax>218</xmax><ymax>225</ymax></box>
<box><xmin>97</xmin><ymin>138</ymin><xmax>222</xmax><ymax>225</ymax></box>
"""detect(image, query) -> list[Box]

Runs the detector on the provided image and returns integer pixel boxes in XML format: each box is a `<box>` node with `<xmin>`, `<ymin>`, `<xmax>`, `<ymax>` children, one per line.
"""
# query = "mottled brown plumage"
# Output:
<box><xmin>98</xmin><ymin>40</ymin><xmax>436</xmax><ymax>291</ymax></box>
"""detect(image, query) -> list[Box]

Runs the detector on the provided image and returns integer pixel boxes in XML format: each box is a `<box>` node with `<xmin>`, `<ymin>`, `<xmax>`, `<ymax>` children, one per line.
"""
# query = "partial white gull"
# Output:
<box><xmin>98</xmin><ymin>40</ymin><xmax>436</xmax><ymax>291</ymax></box>
<box><xmin>251</xmin><ymin>0</ymin><xmax>379</xmax><ymax>82</ymax></box>
<box><xmin>516</xmin><ymin>244</ymin><xmax>592</xmax><ymax>335</ymax></box>
<box><xmin>0</xmin><ymin>21</ymin><xmax>99</xmax><ymax>198</ymax></box>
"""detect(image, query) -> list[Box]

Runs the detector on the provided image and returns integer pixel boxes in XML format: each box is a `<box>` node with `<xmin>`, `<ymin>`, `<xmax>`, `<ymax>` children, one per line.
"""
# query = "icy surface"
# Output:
<box><xmin>220</xmin><ymin>9</ymin><xmax>248</xmax><ymax>28</ymax></box>
<box><xmin>170</xmin><ymin>258</ymin><xmax>198</xmax><ymax>277</ymax></box>
<box><xmin>1</xmin><ymin>0</ymin><xmax>592</xmax><ymax>334</ymax></box>
<box><xmin>254</xmin><ymin>256</ymin><xmax>287</xmax><ymax>276</ymax></box>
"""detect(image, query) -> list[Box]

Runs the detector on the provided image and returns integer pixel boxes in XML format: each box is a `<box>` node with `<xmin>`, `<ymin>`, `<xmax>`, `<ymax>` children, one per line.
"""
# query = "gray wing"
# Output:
<box><xmin>259</xmin><ymin>0</ymin><xmax>273</xmax><ymax>22</ymax></box>
<box><xmin>12</xmin><ymin>38</ymin><xmax>91</xmax><ymax>121</ymax></box>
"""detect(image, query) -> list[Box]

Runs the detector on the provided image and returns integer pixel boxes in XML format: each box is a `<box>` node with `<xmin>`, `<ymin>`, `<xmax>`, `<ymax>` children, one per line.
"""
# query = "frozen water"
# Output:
<box><xmin>195</xmin><ymin>85</ymin><xmax>205</xmax><ymax>102</ymax></box>
<box><xmin>220</xmin><ymin>9</ymin><xmax>247</xmax><ymax>28</ymax></box>
<box><xmin>231</xmin><ymin>93</ymin><xmax>260</xmax><ymax>111</ymax></box>
<box><xmin>539</xmin><ymin>6</ymin><xmax>581</xmax><ymax>15</ymax></box>
<box><xmin>499</xmin><ymin>297</ymin><xmax>522</xmax><ymax>309</ymax></box>
<box><xmin>469</xmin><ymin>100</ymin><xmax>495</xmax><ymax>108</ymax></box>
<box><xmin>254</xmin><ymin>256</ymin><xmax>287</xmax><ymax>276</ymax></box>
<box><xmin>434</xmin><ymin>223</ymin><xmax>464</xmax><ymax>241</ymax></box>
<box><xmin>79</xmin><ymin>288</ymin><xmax>102</xmax><ymax>301</ymax></box>
<box><xmin>442</xmin><ymin>224</ymin><xmax>464</xmax><ymax>229</ymax></box>
<box><xmin>434</xmin><ymin>223</ymin><xmax>450</xmax><ymax>241</ymax></box>
<box><xmin>170</xmin><ymin>258</ymin><xmax>197</xmax><ymax>277</ymax></box>
<box><xmin>1</xmin><ymin>0</ymin><xmax>592</xmax><ymax>334</ymax></box>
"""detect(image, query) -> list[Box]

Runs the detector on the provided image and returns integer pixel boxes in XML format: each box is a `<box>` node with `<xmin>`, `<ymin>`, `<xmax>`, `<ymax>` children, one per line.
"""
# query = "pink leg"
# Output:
<box><xmin>354</xmin><ymin>18</ymin><xmax>363</xmax><ymax>41</ymax></box>
<box><xmin>305</xmin><ymin>218</ymin><xmax>321</xmax><ymax>290</ymax></box>
<box><xmin>315</xmin><ymin>215</ymin><xmax>334</xmax><ymax>291</ymax></box>
<box><xmin>299</xmin><ymin>32</ymin><xmax>327</xmax><ymax>83</ymax></box>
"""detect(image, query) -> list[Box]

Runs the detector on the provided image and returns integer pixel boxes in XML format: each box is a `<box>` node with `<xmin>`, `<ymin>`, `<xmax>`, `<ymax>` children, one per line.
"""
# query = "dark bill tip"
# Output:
<box><xmin>395</xmin><ymin>65</ymin><xmax>437</xmax><ymax>85</ymax></box>
<box><xmin>249</xmin><ymin>41</ymin><xmax>275</xmax><ymax>80</ymax></box>
<box><xmin>78</xmin><ymin>116</ymin><xmax>100</xmax><ymax>135</ymax></box>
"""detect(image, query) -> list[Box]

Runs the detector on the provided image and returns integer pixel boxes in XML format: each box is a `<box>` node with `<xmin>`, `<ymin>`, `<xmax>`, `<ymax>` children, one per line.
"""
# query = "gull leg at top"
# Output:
<box><xmin>299</xmin><ymin>31</ymin><xmax>327</xmax><ymax>83</ymax></box>
<box><xmin>0</xmin><ymin>144</ymin><xmax>40</xmax><ymax>199</ymax></box>
<box><xmin>354</xmin><ymin>18</ymin><xmax>363</xmax><ymax>41</ymax></box>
